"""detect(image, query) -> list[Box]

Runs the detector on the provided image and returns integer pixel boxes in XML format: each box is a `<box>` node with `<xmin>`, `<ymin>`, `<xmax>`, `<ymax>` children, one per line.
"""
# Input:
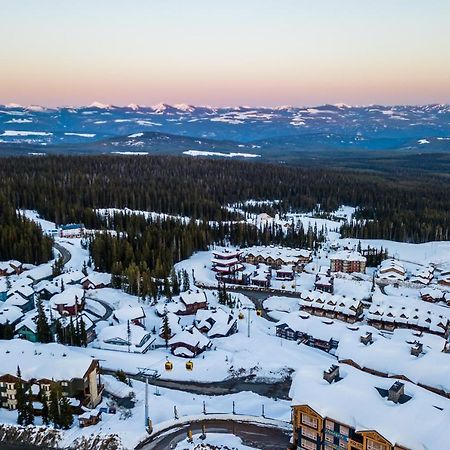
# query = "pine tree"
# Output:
<box><xmin>170</xmin><ymin>268</ymin><xmax>180</xmax><ymax>296</ymax></box>
<box><xmin>48</xmin><ymin>385</ymin><xmax>60</xmax><ymax>427</ymax></box>
<box><xmin>24</xmin><ymin>389</ymin><xmax>34</xmax><ymax>426</ymax></box>
<box><xmin>182</xmin><ymin>269</ymin><xmax>190</xmax><ymax>292</ymax></box>
<box><xmin>163</xmin><ymin>278</ymin><xmax>172</xmax><ymax>300</ymax></box>
<box><xmin>41</xmin><ymin>399</ymin><xmax>50</xmax><ymax>425</ymax></box>
<box><xmin>79</xmin><ymin>316</ymin><xmax>87</xmax><ymax>347</ymax></box>
<box><xmin>59</xmin><ymin>397</ymin><xmax>73</xmax><ymax>429</ymax></box>
<box><xmin>55</xmin><ymin>320</ymin><xmax>64</xmax><ymax>344</ymax></box>
<box><xmin>36</xmin><ymin>297</ymin><xmax>52</xmax><ymax>343</ymax></box>
<box><xmin>15</xmin><ymin>381</ymin><xmax>26</xmax><ymax>426</ymax></box>
<box><xmin>161</xmin><ymin>313</ymin><xmax>171</xmax><ymax>348</ymax></box>
<box><xmin>127</xmin><ymin>320</ymin><xmax>131</xmax><ymax>353</ymax></box>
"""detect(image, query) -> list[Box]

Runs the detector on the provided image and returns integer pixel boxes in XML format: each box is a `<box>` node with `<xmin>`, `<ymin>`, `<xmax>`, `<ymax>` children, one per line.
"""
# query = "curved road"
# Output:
<box><xmin>138</xmin><ymin>419</ymin><xmax>291</xmax><ymax>450</ymax></box>
<box><xmin>54</xmin><ymin>242</ymin><xmax>72</xmax><ymax>265</ymax></box>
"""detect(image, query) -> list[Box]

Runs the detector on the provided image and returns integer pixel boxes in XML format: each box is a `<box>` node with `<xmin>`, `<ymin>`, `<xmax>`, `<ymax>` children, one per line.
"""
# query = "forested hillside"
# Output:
<box><xmin>0</xmin><ymin>197</ymin><xmax>53</xmax><ymax>264</ymax></box>
<box><xmin>0</xmin><ymin>155</ymin><xmax>449</xmax><ymax>243</ymax></box>
<box><xmin>1</xmin><ymin>154</ymin><xmax>450</xmax><ymax>293</ymax></box>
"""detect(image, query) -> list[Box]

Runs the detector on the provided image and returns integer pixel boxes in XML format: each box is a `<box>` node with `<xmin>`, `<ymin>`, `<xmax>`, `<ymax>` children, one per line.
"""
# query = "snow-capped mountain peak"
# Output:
<box><xmin>88</xmin><ymin>101</ymin><xmax>111</xmax><ymax>109</ymax></box>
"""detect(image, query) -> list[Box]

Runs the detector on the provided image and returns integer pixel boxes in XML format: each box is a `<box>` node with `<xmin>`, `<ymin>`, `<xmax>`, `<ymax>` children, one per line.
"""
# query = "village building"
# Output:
<box><xmin>314</xmin><ymin>267</ymin><xmax>334</xmax><ymax>294</ymax></box>
<box><xmin>410</xmin><ymin>266</ymin><xmax>434</xmax><ymax>285</ymax></box>
<box><xmin>59</xmin><ymin>223</ymin><xmax>85</xmax><ymax>238</ymax></box>
<box><xmin>250</xmin><ymin>266</ymin><xmax>271</xmax><ymax>288</ymax></box>
<box><xmin>275</xmin><ymin>265</ymin><xmax>295</xmax><ymax>281</ymax></box>
<box><xmin>289</xmin><ymin>363</ymin><xmax>450</xmax><ymax>450</ymax></box>
<box><xmin>113</xmin><ymin>305</ymin><xmax>146</xmax><ymax>327</ymax></box>
<box><xmin>242</xmin><ymin>246</ymin><xmax>312</xmax><ymax>271</ymax></box>
<box><xmin>0</xmin><ymin>340</ymin><xmax>103</xmax><ymax>409</ymax></box>
<box><xmin>177</xmin><ymin>289</ymin><xmax>208</xmax><ymax>315</ymax></box>
<box><xmin>275</xmin><ymin>313</ymin><xmax>344</xmax><ymax>353</ymax></box>
<box><xmin>168</xmin><ymin>326</ymin><xmax>212</xmax><ymax>358</ymax></box>
<box><xmin>377</xmin><ymin>259</ymin><xmax>406</xmax><ymax>282</ymax></box>
<box><xmin>299</xmin><ymin>291</ymin><xmax>364</xmax><ymax>323</ymax></box>
<box><xmin>0</xmin><ymin>262</ymin><xmax>15</xmax><ymax>277</ymax></box>
<box><xmin>50</xmin><ymin>286</ymin><xmax>86</xmax><ymax>316</ymax></box>
<box><xmin>15</xmin><ymin>304</ymin><xmax>56</xmax><ymax>342</ymax></box>
<box><xmin>420</xmin><ymin>287</ymin><xmax>444</xmax><ymax>303</ymax></box>
<box><xmin>367</xmin><ymin>294</ymin><xmax>450</xmax><ymax>337</ymax></box>
<box><xmin>98</xmin><ymin>323</ymin><xmax>155</xmax><ymax>353</ymax></box>
<box><xmin>81</xmin><ymin>272</ymin><xmax>111</xmax><ymax>290</ymax></box>
<box><xmin>437</xmin><ymin>270</ymin><xmax>450</xmax><ymax>287</ymax></box>
<box><xmin>0</xmin><ymin>305</ymin><xmax>24</xmax><ymax>328</ymax></box>
<box><xmin>329</xmin><ymin>251</ymin><xmax>366</xmax><ymax>274</ymax></box>
<box><xmin>194</xmin><ymin>308</ymin><xmax>238</xmax><ymax>338</ymax></box>
<box><xmin>211</xmin><ymin>249</ymin><xmax>244</xmax><ymax>282</ymax></box>
<box><xmin>5</xmin><ymin>292</ymin><xmax>34</xmax><ymax>313</ymax></box>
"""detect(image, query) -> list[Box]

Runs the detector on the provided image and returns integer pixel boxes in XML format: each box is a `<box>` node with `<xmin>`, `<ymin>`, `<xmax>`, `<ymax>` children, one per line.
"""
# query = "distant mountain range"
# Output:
<box><xmin>1</xmin><ymin>103</ymin><xmax>450</xmax><ymax>169</ymax></box>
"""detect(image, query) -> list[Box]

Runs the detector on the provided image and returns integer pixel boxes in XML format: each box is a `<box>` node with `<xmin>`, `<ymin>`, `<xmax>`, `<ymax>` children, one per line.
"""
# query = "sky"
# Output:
<box><xmin>1</xmin><ymin>0</ymin><xmax>450</xmax><ymax>107</ymax></box>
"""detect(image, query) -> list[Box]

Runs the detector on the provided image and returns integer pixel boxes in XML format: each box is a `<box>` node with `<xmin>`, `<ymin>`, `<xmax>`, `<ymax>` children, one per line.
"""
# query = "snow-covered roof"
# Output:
<box><xmin>0</xmin><ymin>305</ymin><xmax>24</xmax><ymax>325</ymax></box>
<box><xmin>9</xmin><ymin>284</ymin><xmax>34</xmax><ymax>298</ymax></box>
<box><xmin>169</xmin><ymin>326</ymin><xmax>211</xmax><ymax>349</ymax></box>
<box><xmin>368</xmin><ymin>292</ymin><xmax>450</xmax><ymax>332</ymax></box>
<box><xmin>379</xmin><ymin>259</ymin><xmax>406</xmax><ymax>274</ymax></box>
<box><xmin>330</xmin><ymin>250</ymin><xmax>366</xmax><ymax>262</ymax></box>
<box><xmin>5</xmin><ymin>293</ymin><xmax>31</xmax><ymax>308</ymax></box>
<box><xmin>242</xmin><ymin>245</ymin><xmax>311</xmax><ymax>262</ymax></box>
<box><xmin>0</xmin><ymin>339</ymin><xmax>96</xmax><ymax>380</ymax></box>
<box><xmin>113</xmin><ymin>306</ymin><xmax>146</xmax><ymax>323</ymax></box>
<box><xmin>50</xmin><ymin>286</ymin><xmax>85</xmax><ymax>307</ymax></box>
<box><xmin>300</xmin><ymin>291</ymin><xmax>362</xmax><ymax>316</ymax></box>
<box><xmin>290</xmin><ymin>363</ymin><xmax>450</xmax><ymax>449</ymax></box>
<box><xmin>179</xmin><ymin>290</ymin><xmax>207</xmax><ymax>306</ymax></box>
<box><xmin>420</xmin><ymin>287</ymin><xmax>443</xmax><ymax>300</ymax></box>
<box><xmin>99</xmin><ymin>323</ymin><xmax>154</xmax><ymax>352</ymax></box>
<box><xmin>336</xmin><ymin>329</ymin><xmax>450</xmax><ymax>395</ymax></box>
<box><xmin>81</xmin><ymin>272</ymin><xmax>111</xmax><ymax>287</ymax></box>
<box><xmin>277</xmin><ymin>312</ymin><xmax>367</xmax><ymax>343</ymax></box>
<box><xmin>195</xmin><ymin>308</ymin><xmax>236</xmax><ymax>338</ymax></box>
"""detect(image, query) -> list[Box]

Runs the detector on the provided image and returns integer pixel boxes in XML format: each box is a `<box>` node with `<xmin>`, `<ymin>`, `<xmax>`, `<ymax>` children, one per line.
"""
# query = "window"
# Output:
<box><xmin>325</xmin><ymin>434</ymin><xmax>334</xmax><ymax>443</ymax></box>
<box><xmin>340</xmin><ymin>425</ymin><xmax>349</xmax><ymax>436</ymax></box>
<box><xmin>300</xmin><ymin>439</ymin><xmax>316</xmax><ymax>450</ymax></box>
<box><xmin>301</xmin><ymin>414</ymin><xmax>318</xmax><ymax>429</ymax></box>
<box><xmin>325</xmin><ymin>420</ymin><xmax>334</xmax><ymax>430</ymax></box>
<box><xmin>301</xmin><ymin>427</ymin><xmax>316</xmax><ymax>440</ymax></box>
<box><xmin>367</xmin><ymin>439</ymin><xmax>387</xmax><ymax>450</ymax></box>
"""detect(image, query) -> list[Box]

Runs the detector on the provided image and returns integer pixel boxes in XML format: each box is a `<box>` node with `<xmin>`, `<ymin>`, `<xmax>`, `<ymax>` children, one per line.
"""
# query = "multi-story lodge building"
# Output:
<box><xmin>290</xmin><ymin>363</ymin><xmax>450</xmax><ymax>450</ymax></box>
<box><xmin>314</xmin><ymin>267</ymin><xmax>334</xmax><ymax>294</ymax></box>
<box><xmin>299</xmin><ymin>291</ymin><xmax>364</xmax><ymax>323</ymax></box>
<box><xmin>330</xmin><ymin>251</ymin><xmax>366</xmax><ymax>274</ymax></box>
<box><xmin>0</xmin><ymin>340</ymin><xmax>103</xmax><ymax>410</ymax></box>
<box><xmin>211</xmin><ymin>249</ymin><xmax>244</xmax><ymax>282</ymax></box>
<box><xmin>377</xmin><ymin>259</ymin><xmax>406</xmax><ymax>282</ymax></box>
<box><xmin>367</xmin><ymin>295</ymin><xmax>450</xmax><ymax>337</ymax></box>
<box><xmin>243</xmin><ymin>246</ymin><xmax>312</xmax><ymax>270</ymax></box>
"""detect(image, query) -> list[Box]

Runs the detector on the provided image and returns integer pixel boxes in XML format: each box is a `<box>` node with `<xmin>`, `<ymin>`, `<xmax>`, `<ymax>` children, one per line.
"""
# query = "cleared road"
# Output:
<box><xmin>138</xmin><ymin>419</ymin><xmax>291</xmax><ymax>450</ymax></box>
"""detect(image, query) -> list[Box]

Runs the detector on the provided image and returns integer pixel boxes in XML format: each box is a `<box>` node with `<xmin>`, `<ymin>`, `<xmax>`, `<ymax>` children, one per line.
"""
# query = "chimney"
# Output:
<box><xmin>411</xmin><ymin>342</ymin><xmax>423</xmax><ymax>357</ymax></box>
<box><xmin>323</xmin><ymin>365</ymin><xmax>340</xmax><ymax>384</ymax></box>
<box><xmin>443</xmin><ymin>341</ymin><xmax>450</xmax><ymax>354</ymax></box>
<box><xmin>388</xmin><ymin>381</ymin><xmax>405</xmax><ymax>404</ymax></box>
<box><xmin>360</xmin><ymin>332</ymin><xmax>373</xmax><ymax>346</ymax></box>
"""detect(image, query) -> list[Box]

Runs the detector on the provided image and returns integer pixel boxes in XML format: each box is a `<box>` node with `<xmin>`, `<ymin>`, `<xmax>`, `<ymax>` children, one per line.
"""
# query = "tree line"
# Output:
<box><xmin>0</xmin><ymin>154</ymin><xmax>449</xmax><ymax>271</ymax></box>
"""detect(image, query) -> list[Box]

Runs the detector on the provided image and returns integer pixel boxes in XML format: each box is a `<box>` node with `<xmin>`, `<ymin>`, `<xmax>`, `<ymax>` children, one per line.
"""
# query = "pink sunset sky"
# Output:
<box><xmin>1</xmin><ymin>0</ymin><xmax>450</xmax><ymax>107</ymax></box>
